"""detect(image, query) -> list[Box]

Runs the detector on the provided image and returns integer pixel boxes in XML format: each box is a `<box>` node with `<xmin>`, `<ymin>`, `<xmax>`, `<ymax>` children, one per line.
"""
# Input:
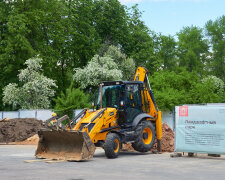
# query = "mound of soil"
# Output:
<box><xmin>16</xmin><ymin>134</ymin><xmax>39</xmax><ymax>145</ymax></box>
<box><xmin>152</xmin><ymin>122</ymin><xmax>174</xmax><ymax>152</ymax></box>
<box><xmin>122</xmin><ymin>122</ymin><xmax>174</xmax><ymax>152</ymax></box>
<box><xmin>0</xmin><ymin>118</ymin><xmax>44</xmax><ymax>143</ymax></box>
<box><xmin>122</xmin><ymin>143</ymin><xmax>135</xmax><ymax>152</ymax></box>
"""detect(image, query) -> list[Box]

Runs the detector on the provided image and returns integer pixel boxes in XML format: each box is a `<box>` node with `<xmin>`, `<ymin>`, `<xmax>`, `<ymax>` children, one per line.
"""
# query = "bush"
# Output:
<box><xmin>150</xmin><ymin>69</ymin><xmax>224</xmax><ymax>111</ymax></box>
<box><xmin>54</xmin><ymin>86</ymin><xmax>91</xmax><ymax>118</ymax></box>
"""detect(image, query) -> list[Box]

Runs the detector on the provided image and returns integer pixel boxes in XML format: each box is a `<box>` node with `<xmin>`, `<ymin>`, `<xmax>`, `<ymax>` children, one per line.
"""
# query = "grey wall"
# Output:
<box><xmin>19</xmin><ymin>110</ymin><xmax>36</xmax><ymax>118</ymax></box>
<box><xmin>36</xmin><ymin>110</ymin><xmax>53</xmax><ymax>121</ymax></box>
<box><xmin>162</xmin><ymin>111</ymin><xmax>174</xmax><ymax>130</ymax></box>
<box><xmin>0</xmin><ymin>109</ymin><xmax>86</xmax><ymax>121</ymax></box>
<box><xmin>0</xmin><ymin>110</ymin><xmax>54</xmax><ymax>121</ymax></box>
<box><xmin>2</xmin><ymin>111</ymin><xmax>18</xmax><ymax>119</ymax></box>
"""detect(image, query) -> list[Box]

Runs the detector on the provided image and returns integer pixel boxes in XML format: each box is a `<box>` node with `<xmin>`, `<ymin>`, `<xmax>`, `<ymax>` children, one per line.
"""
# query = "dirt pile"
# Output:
<box><xmin>0</xmin><ymin>118</ymin><xmax>44</xmax><ymax>143</ymax></box>
<box><xmin>122</xmin><ymin>122</ymin><xmax>174</xmax><ymax>152</ymax></box>
<box><xmin>122</xmin><ymin>143</ymin><xmax>135</xmax><ymax>152</ymax></box>
<box><xmin>152</xmin><ymin>122</ymin><xmax>174</xmax><ymax>152</ymax></box>
<box><xmin>16</xmin><ymin>134</ymin><xmax>39</xmax><ymax>145</ymax></box>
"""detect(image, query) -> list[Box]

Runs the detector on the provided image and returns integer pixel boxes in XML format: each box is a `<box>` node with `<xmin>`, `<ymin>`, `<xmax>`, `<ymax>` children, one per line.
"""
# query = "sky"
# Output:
<box><xmin>119</xmin><ymin>0</ymin><xmax>225</xmax><ymax>36</ymax></box>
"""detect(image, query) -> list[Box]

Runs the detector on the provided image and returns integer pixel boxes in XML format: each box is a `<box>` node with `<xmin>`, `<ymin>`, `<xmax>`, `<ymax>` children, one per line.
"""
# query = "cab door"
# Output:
<box><xmin>125</xmin><ymin>84</ymin><xmax>142</xmax><ymax>123</ymax></box>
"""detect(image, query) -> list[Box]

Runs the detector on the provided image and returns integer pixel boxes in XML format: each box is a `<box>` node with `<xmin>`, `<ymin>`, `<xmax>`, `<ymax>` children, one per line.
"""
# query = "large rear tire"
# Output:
<box><xmin>132</xmin><ymin>120</ymin><xmax>156</xmax><ymax>152</ymax></box>
<box><xmin>104</xmin><ymin>133</ymin><xmax>121</xmax><ymax>159</ymax></box>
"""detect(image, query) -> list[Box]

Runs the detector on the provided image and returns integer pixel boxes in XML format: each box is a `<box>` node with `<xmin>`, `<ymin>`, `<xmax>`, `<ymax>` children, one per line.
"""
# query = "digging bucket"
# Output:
<box><xmin>35</xmin><ymin>129</ymin><xmax>96</xmax><ymax>161</ymax></box>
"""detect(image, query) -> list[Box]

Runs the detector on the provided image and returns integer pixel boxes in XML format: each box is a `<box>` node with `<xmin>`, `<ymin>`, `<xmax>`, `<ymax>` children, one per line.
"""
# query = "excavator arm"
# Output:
<box><xmin>134</xmin><ymin>67</ymin><xmax>162</xmax><ymax>146</ymax></box>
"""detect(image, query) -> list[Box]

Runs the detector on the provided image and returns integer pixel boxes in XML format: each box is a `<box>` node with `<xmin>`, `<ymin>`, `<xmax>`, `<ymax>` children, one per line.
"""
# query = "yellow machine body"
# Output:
<box><xmin>72</xmin><ymin>108</ymin><xmax>118</xmax><ymax>143</ymax></box>
<box><xmin>35</xmin><ymin>67</ymin><xmax>162</xmax><ymax>161</ymax></box>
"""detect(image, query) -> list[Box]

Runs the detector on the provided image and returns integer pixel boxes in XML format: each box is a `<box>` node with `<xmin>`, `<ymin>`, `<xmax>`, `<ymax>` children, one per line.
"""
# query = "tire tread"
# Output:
<box><xmin>104</xmin><ymin>133</ymin><xmax>121</xmax><ymax>158</ymax></box>
<box><xmin>132</xmin><ymin>120</ymin><xmax>156</xmax><ymax>152</ymax></box>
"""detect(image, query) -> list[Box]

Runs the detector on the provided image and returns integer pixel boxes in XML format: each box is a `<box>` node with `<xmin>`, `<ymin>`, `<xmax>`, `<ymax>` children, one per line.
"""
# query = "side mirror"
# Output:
<box><xmin>120</xmin><ymin>101</ymin><xmax>124</xmax><ymax>107</ymax></box>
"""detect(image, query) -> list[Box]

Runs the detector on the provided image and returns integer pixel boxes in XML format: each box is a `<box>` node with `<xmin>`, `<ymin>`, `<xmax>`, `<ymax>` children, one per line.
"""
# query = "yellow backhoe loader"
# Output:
<box><xmin>35</xmin><ymin>67</ymin><xmax>162</xmax><ymax>161</ymax></box>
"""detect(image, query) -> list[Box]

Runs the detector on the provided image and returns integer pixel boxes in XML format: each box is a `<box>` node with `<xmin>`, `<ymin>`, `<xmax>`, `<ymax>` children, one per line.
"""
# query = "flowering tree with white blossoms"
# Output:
<box><xmin>74</xmin><ymin>55</ymin><xmax>123</xmax><ymax>89</ymax></box>
<box><xmin>104</xmin><ymin>46</ymin><xmax>136</xmax><ymax>80</ymax></box>
<box><xmin>3</xmin><ymin>56</ymin><xmax>57</xmax><ymax>109</ymax></box>
<box><xmin>74</xmin><ymin>46</ymin><xmax>136</xmax><ymax>89</ymax></box>
<box><xmin>202</xmin><ymin>75</ymin><xmax>225</xmax><ymax>96</ymax></box>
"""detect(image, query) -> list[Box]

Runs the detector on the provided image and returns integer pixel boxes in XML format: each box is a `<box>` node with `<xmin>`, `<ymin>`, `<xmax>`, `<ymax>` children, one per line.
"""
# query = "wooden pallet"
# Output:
<box><xmin>24</xmin><ymin>159</ymin><xmax>66</xmax><ymax>163</ymax></box>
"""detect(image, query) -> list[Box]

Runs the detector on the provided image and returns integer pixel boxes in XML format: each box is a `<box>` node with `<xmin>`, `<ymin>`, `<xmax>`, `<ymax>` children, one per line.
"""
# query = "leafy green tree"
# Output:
<box><xmin>68</xmin><ymin>0</ymin><xmax>101</xmax><ymax>67</ymax></box>
<box><xmin>205</xmin><ymin>15</ymin><xmax>225</xmax><ymax>81</ymax></box>
<box><xmin>150</xmin><ymin>69</ymin><xmax>224</xmax><ymax>111</ymax></box>
<box><xmin>0</xmin><ymin>0</ymin><xmax>156</xmax><ymax>109</ymax></box>
<box><xmin>54</xmin><ymin>86</ymin><xmax>91</xmax><ymax>118</ymax></box>
<box><xmin>0</xmin><ymin>1</ymin><xmax>13</xmax><ymax>109</ymax></box>
<box><xmin>0</xmin><ymin>0</ymin><xmax>66</xmax><ymax>109</ymax></box>
<box><xmin>150</xmin><ymin>70</ymin><xmax>195</xmax><ymax>110</ymax></box>
<box><xmin>153</xmin><ymin>34</ymin><xmax>177</xmax><ymax>71</ymax></box>
<box><xmin>2</xmin><ymin>0</ymin><xmax>224</xmax><ymax>111</ymax></box>
<box><xmin>177</xmin><ymin>26</ymin><xmax>209</xmax><ymax>74</ymax></box>
<box><xmin>104</xmin><ymin>46</ymin><xmax>136</xmax><ymax>80</ymax></box>
<box><xmin>2</xmin><ymin>57</ymin><xmax>57</xmax><ymax>109</ymax></box>
<box><xmin>92</xmin><ymin>0</ymin><xmax>129</xmax><ymax>45</ymax></box>
<box><xmin>202</xmin><ymin>75</ymin><xmax>224</xmax><ymax>97</ymax></box>
<box><xmin>124</xmin><ymin>5</ymin><xmax>155</xmax><ymax>70</ymax></box>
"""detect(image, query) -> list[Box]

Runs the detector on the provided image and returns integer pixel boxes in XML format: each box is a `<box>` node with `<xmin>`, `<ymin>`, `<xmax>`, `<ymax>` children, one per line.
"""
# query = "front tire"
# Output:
<box><xmin>132</xmin><ymin>120</ymin><xmax>156</xmax><ymax>152</ymax></box>
<box><xmin>104</xmin><ymin>133</ymin><xmax>121</xmax><ymax>159</ymax></box>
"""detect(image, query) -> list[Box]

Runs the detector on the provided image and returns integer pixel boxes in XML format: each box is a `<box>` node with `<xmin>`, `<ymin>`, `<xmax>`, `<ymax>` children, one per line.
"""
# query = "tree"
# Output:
<box><xmin>0</xmin><ymin>0</ymin><xmax>14</xmax><ymax>110</ymax></box>
<box><xmin>74</xmin><ymin>54</ymin><xmax>123</xmax><ymax>89</ymax></box>
<box><xmin>67</xmin><ymin>0</ymin><xmax>101</xmax><ymax>68</ymax></box>
<box><xmin>104</xmin><ymin>45</ymin><xmax>136</xmax><ymax>80</ymax></box>
<box><xmin>205</xmin><ymin>15</ymin><xmax>225</xmax><ymax>81</ymax></box>
<box><xmin>74</xmin><ymin>45</ymin><xmax>135</xmax><ymax>89</ymax></box>
<box><xmin>177</xmin><ymin>26</ymin><xmax>209</xmax><ymax>74</ymax></box>
<box><xmin>150</xmin><ymin>69</ymin><xmax>224</xmax><ymax>111</ymax></box>
<box><xmin>190</xmin><ymin>77</ymin><xmax>224</xmax><ymax>104</ymax></box>
<box><xmin>92</xmin><ymin>0</ymin><xmax>129</xmax><ymax>45</ymax></box>
<box><xmin>153</xmin><ymin>34</ymin><xmax>177</xmax><ymax>71</ymax></box>
<box><xmin>0</xmin><ymin>0</ymin><xmax>67</xmax><ymax>109</ymax></box>
<box><xmin>202</xmin><ymin>75</ymin><xmax>224</xmax><ymax>97</ymax></box>
<box><xmin>0</xmin><ymin>0</ymin><xmax>154</xmax><ymax>109</ymax></box>
<box><xmin>54</xmin><ymin>86</ymin><xmax>90</xmax><ymax>118</ymax></box>
<box><xmin>2</xmin><ymin>56</ymin><xmax>57</xmax><ymax>109</ymax></box>
<box><xmin>124</xmin><ymin>5</ymin><xmax>155</xmax><ymax>70</ymax></box>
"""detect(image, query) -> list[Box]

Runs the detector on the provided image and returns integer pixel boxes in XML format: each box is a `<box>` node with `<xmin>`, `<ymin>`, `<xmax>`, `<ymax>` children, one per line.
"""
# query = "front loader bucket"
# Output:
<box><xmin>35</xmin><ymin>129</ymin><xmax>96</xmax><ymax>161</ymax></box>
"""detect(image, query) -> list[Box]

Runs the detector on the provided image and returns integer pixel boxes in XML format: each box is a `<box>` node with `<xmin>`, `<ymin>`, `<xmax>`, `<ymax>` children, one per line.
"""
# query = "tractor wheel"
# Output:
<box><xmin>104</xmin><ymin>133</ymin><xmax>121</xmax><ymax>159</ymax></box>
<box><xmin>132</xmin><ymin>120</ymin><xmax>156</xmax><ymax>152</ymax></box>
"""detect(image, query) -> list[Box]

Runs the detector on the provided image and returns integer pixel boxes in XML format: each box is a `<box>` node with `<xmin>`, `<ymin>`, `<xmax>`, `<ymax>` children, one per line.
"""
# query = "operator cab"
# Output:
<box><xmin>96</xmin><ymin>81</ymin><xmax>150</xmax><ymax>127</ymax></box>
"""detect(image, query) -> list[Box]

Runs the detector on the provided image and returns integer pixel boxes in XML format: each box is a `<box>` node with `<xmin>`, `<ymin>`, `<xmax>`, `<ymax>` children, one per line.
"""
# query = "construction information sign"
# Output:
<box><xmin>175</xmin><ymin>105</ymin><xmax>225</xmax><ymax>154</ymax></box>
